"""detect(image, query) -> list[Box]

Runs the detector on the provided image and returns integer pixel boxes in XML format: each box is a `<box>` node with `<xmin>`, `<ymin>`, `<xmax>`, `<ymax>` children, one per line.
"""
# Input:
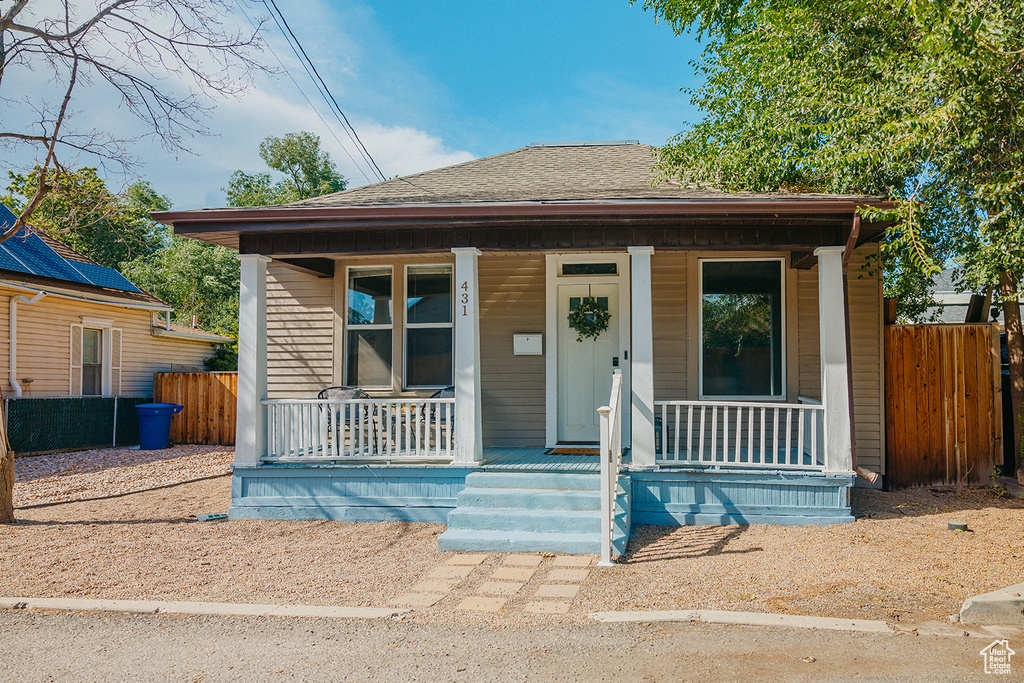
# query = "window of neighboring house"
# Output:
<box><xmin>345</xmin><ymin>267</ymin><xmax>393</xmax><ymax>388</ymax></box>
<box><xmin>405</xmin><ymin>265</ymin><xmax>453</xmax><ymax>388</ymax></box>
<box><xmin>82</xmin><ymin>328</ymin><xmax>103</xmax><ymax>396</ymax></box>
<box><xmin>70</xmin><ymin>322</ymin><xmax>121</xmax><ymax>397</ymax></box>
<box><xmin>700</xmin><ymin>259</ymin><xmax>785</xmax><ymax>399</ymax></box>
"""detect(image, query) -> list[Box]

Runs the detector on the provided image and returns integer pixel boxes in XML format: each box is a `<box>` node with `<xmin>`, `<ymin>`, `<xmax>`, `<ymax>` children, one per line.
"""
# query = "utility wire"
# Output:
<box><xmin>231</xmin><ymin>0</ymin><xmax>376</xmax><ymax>185</ymax></box>
<box><xmin>262</xmin><ymin>0</ymin><xmax>387</xmax><ymax>183</ymax></box>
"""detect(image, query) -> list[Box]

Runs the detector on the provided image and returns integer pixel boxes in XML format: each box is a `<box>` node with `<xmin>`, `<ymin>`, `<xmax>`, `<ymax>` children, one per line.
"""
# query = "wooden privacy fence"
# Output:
<box><xmin>153</xmin><ymin>372</ymin><xmax>237</xmax><ymax>446</ymax></box>
<box><xmin>885</xmin><ymin>324</ymin><xmax>1002</xmax><ymax>488</ymax></box>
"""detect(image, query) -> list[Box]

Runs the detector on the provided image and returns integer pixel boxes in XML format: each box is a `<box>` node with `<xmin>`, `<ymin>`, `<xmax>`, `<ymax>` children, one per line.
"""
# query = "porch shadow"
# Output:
<box><xmin>621</xmin><ymin>524</ymin><xmax>762</xmax><ymax>564</ymax></box>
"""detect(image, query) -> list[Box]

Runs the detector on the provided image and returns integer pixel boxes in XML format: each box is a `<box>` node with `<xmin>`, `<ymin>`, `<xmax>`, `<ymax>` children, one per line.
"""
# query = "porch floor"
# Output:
<box><xmin>480</xmin><ymin>447</ymin><xmax>603</xmax><ymax>473</ymax></box>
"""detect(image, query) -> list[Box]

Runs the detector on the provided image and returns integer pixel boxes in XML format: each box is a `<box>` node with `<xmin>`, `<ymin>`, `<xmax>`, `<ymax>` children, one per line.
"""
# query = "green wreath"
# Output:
<box><xmin>568</xmin><ymin>297</ymin><xmax>611</xmax><ymax>342</ymax></box>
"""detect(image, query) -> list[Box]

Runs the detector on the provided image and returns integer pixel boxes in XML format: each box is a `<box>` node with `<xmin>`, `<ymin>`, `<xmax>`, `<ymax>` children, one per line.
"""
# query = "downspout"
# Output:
<box><xmin>841</xmin><ymin>214</ymin><xmax>880</xmax><ymax>484</ymax></box>
<box><xmin>9</xmin><ymin>291</ymin><xmax>47</xmax><ymax>398</ymax></box>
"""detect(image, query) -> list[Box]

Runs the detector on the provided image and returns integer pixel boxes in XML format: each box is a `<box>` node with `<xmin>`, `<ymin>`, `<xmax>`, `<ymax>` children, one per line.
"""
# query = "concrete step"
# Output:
<box><xmin>446</xmin><ymin>507</ymin><xmax>603</xmax><ymax>534</ymax></box>
<box><xmin>437</xmin><ymin>528</ymin><xmax>601</xmax><ymax>555</ymax></box>
<box><xmin>455</xmin><ymin>487</ymin><xmax>601</xmax><ymax>511</ymax></box>
<box><xmin>466</xmin><ymin>471</ymin><xmax>600</xmax><ymax>491</ymax></box>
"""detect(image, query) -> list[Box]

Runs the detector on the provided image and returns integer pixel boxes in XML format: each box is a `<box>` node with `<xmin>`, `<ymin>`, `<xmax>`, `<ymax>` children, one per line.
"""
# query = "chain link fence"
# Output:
<box><xmin>5</xmin><ymin>396</ymin><xmax>152</xmax><ymax>455</ymax></box>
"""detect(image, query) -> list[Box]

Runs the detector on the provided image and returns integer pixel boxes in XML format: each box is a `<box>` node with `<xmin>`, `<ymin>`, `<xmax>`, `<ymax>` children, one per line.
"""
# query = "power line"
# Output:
<box><xmin>231</xmin><ymin>0</ymin><xmax>376</xmax><ymax>186</ymax></box>
<box><xmin>261</xmin><ymin>0</ymin><xmax>387</xmax><ymax>183</ymax></box>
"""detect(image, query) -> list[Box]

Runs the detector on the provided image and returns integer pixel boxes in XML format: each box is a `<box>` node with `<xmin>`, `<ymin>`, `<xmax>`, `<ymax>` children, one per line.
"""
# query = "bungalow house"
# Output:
<box><xmin>155</xmin><ymin>141</ymin><xmax>889</xmax><ymax>555</ymax></box>
<box><xmin>0</xmin><ymin>204</ymin><xmax>230</xmax><ymax>451</ymax></box>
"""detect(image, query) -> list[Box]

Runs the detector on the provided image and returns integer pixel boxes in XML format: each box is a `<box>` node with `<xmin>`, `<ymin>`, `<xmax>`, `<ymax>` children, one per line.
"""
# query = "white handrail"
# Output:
<box><xmin>654</xmin><ymin>399</ymin><xmax>825</xmax><ymax>470</ymax></box>
<box><xmin>598</xmin><ymin>369</ymin><xmax>623</xmax><ymax>567</ymax></box>
<box><xmin>261</xmin><ymin>397</ymin><xmax>455</xmax><ymax>461</ymax></box>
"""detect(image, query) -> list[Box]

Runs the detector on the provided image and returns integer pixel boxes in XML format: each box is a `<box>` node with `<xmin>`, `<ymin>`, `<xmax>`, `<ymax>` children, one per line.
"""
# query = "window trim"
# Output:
<box><xmin>403</xmin><ymin>263</ymin><xmax>454</xmax><ymax>390</ymax></box>
<box><xmin>343</xmin><ymin>265</ymin><xmax>395</xmax><ymax>391</ymax></box>
<box><xmin>697</xmin><ymin>257</ymin><xmax>787</xmax><ymax>401</ymax></box>
<box><xmin>69</xmin><ymin>323</ymin><xmax>122</xmax><ymax>397</ymax></box>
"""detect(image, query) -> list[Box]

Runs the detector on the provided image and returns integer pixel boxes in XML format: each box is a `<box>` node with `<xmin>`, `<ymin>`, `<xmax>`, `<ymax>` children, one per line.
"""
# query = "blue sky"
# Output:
<box><xmin>3</xmin><ymin>0</ymin><xmax>705</xmax><ymax>209</ymax></box>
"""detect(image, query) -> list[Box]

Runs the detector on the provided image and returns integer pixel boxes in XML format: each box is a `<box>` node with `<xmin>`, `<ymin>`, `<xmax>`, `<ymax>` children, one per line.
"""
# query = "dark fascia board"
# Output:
<box><xmin>152</xmin><ymin>198</ymin><xmax>895</xmax><ymax>228</ymax></box>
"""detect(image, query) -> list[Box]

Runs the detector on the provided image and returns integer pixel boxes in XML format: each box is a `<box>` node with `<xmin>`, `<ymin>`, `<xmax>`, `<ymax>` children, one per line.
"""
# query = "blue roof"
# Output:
<box><xmin>0</xmin><ymin>204</ymin><xmax>143</xmax><ymax>294</ymax></box>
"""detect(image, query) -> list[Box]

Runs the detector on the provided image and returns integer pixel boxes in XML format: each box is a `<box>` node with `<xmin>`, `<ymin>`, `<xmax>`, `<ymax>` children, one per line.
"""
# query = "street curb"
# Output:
<box><xmin>960</xmin><ymin>583</ymin><xmax>1024</xmax><ymax>626</ymax></box>
<box><xmin>0</xmin><ymin>597</ymin><xmax>410</xmax><ymax>620</ymax></box>
<box><xmin>588</xmin><ymin>609</ymin><xmax>1021</xmax><ymax>639</ymax></box>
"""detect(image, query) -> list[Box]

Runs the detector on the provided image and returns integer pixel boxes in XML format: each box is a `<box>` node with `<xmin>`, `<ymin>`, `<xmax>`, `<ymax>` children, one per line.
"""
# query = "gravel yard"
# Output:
<box><xmin>3</xmin><ymin>448</ymin><xmax>1024</xmax><ymax>626</ymax></box>
<box><xmin>14</xmin><ymin>445</ymin><xmax>234</xmax><ymax>507</ymax></box>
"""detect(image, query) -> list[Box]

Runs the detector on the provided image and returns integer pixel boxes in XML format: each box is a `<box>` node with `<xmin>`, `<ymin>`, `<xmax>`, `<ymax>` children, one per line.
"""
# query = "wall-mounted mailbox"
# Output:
<box><xmin>513</xmin><ymin>333</ymin><xmax>543</xmax><ymax>356</ymax></box>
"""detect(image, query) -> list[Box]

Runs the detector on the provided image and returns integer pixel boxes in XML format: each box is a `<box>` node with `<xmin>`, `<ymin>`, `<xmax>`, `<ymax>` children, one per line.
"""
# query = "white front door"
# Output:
<box><xmin>557</xmin><ymin>283</ymin><xmax>620</xmax><ymax>443</ymax></box>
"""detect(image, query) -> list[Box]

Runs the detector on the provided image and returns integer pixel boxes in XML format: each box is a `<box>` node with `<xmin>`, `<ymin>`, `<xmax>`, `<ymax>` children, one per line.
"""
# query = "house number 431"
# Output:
<box><xmin>460</xmin><ymin>280</ymin><xmax>469</xmax><ymax>316</ymax></box>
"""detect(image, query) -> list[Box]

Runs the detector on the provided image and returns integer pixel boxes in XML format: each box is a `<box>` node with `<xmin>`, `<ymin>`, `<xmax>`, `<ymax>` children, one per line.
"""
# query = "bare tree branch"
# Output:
<box><xmin>0</xmin><ymin>0</ymin><xmax>270</xmax><ymax>228</ymax></box>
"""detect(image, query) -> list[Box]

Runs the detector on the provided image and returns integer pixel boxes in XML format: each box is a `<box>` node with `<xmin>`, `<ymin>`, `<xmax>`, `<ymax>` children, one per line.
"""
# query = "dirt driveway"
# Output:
<box><xmin>3</xmin><ymin>447</ymin><xmax>1023</xmax><ymax>625</ymax></box>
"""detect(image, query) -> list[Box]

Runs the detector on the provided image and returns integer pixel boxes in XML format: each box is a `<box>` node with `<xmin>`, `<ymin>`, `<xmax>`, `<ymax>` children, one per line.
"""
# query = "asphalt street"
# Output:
<box><xmin>0</xmin><ymin>610</ymin><xmax>1005</xmax><ymax>681</ymax></box>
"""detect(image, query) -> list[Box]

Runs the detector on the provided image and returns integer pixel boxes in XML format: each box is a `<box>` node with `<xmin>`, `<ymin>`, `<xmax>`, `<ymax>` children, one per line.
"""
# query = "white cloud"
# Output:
<box><xmin>0</xmin><ymin>0</ymin><xmax>474</xmax><ymax>209</ymax></box>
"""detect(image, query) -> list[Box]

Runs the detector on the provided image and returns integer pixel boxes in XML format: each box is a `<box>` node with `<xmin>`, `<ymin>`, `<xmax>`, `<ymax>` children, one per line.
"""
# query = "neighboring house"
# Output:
<box><xmin>156</xmin><ymin>141</ymin><xmax>889</xmax><ymax>554</ymax></box>
<box><xmin>0</xmin><ymin>204</ymin><xmax>230</xmax><ymax>400</ymax></box>
<box><xmin>927</xmin><ymin>267</ymin><xmax>1003</xmax><ymax>325</ymax></box>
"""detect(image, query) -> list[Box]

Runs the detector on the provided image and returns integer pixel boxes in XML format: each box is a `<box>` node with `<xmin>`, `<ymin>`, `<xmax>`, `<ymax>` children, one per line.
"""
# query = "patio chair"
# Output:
<box><xmin>317</xmin><ymin>385</ymin><xmax>377</xmax><ymax>453</ymax></box>
<box><xmin>427</xmin><ymin>385</ymin><xmax>456</xmax><ymax>441</ymax></box>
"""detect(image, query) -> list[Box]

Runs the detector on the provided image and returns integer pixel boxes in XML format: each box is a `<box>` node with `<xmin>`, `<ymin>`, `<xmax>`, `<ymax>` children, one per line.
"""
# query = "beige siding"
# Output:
<box><xmin>651</xmin><ymin>252</ymin><xmax>687</xmax><ymax>402</ymax></box>
<box><xmin>795</xmin><ymin>244</ymin><xmax>885</xmax><ymax>473</ymax></box>
<box><xmin>266</xmin><ymin>262</ymin><xmax>335</xmax><ymax>399</ymax></box>
<box><xmin>0</xmin><ymin>285</ymin><xmax>218</xmax><ymax>397</ymax></box>
<box><xmin>478</xmin><ymin>253</ymin><xmax>546</xmax><ymax>448</ymax></box>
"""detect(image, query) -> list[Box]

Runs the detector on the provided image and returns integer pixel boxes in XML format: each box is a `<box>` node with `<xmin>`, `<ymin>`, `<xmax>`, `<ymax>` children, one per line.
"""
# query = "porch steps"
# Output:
<box><xmin>438</xmin><ymin>471</ymin><xmax>630</xmax><ymax>555</ymax></box>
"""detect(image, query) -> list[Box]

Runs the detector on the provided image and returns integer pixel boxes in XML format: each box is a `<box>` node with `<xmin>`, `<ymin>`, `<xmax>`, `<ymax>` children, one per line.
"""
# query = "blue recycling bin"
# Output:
<box><xmin>136</xmin><ymin>402</ymin><xmax>184</xmax><ymax>450</ymax></box>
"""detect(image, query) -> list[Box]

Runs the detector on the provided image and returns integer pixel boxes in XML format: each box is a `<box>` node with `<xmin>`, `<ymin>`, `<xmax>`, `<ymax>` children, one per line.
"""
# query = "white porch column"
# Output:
<box><xmin>814</xmin><ymin>246</ymin><xmax>854</xmax><ymax>473</ymax></box>
<box><xmin>452</xmin><ymin>247</ymin><xmax>482</xmax><ymax>465</ymax></box>
<box><xmin>628</xmin><ymin>246</ymin><xmax>656</xmax><ymax>467</ymax></box>
<box><xmin>236</xmin><ymin>254</ymin><xmax>270</xmax><ymax>467</ymax></box>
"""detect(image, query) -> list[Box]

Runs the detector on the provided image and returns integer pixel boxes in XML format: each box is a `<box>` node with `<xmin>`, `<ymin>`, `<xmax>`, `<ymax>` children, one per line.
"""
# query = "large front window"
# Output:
<box><xmin>345</xmin><ymin>267</ymin><xmax>393</xmax><ymax>388</ymax></box>
<box><xmin>700</xmin><ymin>259</ymin><xmax>784</xmax><ymax>398</ymax></box>
<box><xmin>405</xmin><ymin>265</ymin><xmax>453</xmax><ymax>388</ymax></box>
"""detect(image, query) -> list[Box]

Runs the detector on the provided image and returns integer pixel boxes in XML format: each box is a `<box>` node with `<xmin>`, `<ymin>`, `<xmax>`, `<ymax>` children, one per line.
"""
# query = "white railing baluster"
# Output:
<box><xmin>784</xmin><ymin>408</ymin><xmax>793</xmax><ymax>465</ymax></box>
<box><xmin>710</xmin><ymin>406</ymin><xmax>718</xmax><ymax>462</ymax></box>
<box><xmin>698</xmin><ymin>406</ymin><xmax>707</xmax><ymax>462</ymax></box>
<box><xmin>797</xmin><ymin>409</ymin><xmax>805</xmax><ymax>466</ymax></box>
<box><xmin>673</xmin><ymin>404</ymin><xmax>681</xmax><ymax>462</ymax></box>
<box><xmin>772</xmin><ymin>408</ymin><xmax>780</xmax><ymax>465</ymax></box>
<box><xmin>686</xmin><ymin>405</ymin><xmax>693</xmax><ymax>462</ymax></box>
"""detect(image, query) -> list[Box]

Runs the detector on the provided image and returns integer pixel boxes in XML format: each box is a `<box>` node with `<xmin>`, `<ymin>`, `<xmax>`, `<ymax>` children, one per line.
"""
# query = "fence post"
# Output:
<box><xmin>112</xmin><ymin>397</ymin><xmax>118</xmax><ymax>448</ymax></box>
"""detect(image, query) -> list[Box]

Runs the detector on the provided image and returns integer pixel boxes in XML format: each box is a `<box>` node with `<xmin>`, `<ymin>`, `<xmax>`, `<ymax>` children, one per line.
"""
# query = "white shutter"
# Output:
<box><xmin>69</xmin><ymin>324</ymin><xmax>83</xmax><ymax>396</ymax></box>
<box><xmin>110</xmin><ymin>328</ymin><xmax>122</xmax><ymax>395</ymax></box>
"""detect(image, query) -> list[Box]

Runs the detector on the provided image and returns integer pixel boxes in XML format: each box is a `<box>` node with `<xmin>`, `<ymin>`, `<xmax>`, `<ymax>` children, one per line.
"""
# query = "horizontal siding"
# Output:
<box><xmin>0</xmin><ymin>286</ymin><xmax>217</xmax><ymax>397</ymax></box>
<box><xmin>478</xmin><ymin>253</ymin><xmax>546</xmax><ymax>447</ymax></box>
<box><xmin>266</xmin><ymin>262</ymin><xmax>335</xmax><ymax>399</ymax></box>
<box><xmin>652</xmin><ymin>252</ymin><xmax>687</xmax><ymax>402</ymax></box>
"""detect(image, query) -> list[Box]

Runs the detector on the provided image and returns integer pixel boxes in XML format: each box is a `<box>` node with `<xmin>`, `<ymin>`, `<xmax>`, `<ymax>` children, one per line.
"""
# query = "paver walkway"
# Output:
<box><xmin>392</xmin><ymin>553</ymin><xmax>594</xmax><ymax>615</ymax></box>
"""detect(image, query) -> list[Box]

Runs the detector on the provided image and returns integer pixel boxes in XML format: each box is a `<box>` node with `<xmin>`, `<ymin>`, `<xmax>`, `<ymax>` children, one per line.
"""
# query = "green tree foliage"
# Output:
<box><xmin>638</xmin><ymin>0</ymin><xmax>1021</xmax><ymax>308</ymax></box>
<box><xmin>2</xmin><ymin>168</ymin><xmax>169</xmax><ymax>269</ymax></box>
<box><xmin>121</xmin><ymin>236</ymin><xmax>240</xmax><ymax>337</ymax></box>
<box><xmin>224</xmin><ymin>132</ymin><xmax>346</xmax><ymax>206</ymax></box>
<box><xmin>637</xmin><ymin>0</ymin><xmax>1024</xmax><ymax>476</ymax></box>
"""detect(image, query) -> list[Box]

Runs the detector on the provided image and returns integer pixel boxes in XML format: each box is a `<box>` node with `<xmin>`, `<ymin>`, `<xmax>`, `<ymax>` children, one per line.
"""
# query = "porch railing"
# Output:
<box><xmin>597</xmin><ymin>369</ymin><xmax>623</xmax><ymax>566</ymax></box>
<box><xmin>654</xmin><ymin>398</ymin><xmax>825</xmax><ymax>470</ymax></box>
<box><xmin>262</xmin><ymin>398</ymin><xmax>455</xmax><ymax>461</ymax></box>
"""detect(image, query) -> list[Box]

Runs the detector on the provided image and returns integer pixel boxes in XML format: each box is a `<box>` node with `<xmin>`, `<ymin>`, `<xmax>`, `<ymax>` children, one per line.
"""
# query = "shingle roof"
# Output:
<box><xmin>287</xmin><ymin>142</ymin><xmax>882</xmax><ymax>208</ymax></box>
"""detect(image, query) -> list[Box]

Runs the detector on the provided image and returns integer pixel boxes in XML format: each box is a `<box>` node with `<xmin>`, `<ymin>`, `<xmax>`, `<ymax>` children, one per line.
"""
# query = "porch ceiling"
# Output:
<box><xmin>156</xmin><ymin>202</ymin><xmax>888</xmax><ymax>254</ymax></box>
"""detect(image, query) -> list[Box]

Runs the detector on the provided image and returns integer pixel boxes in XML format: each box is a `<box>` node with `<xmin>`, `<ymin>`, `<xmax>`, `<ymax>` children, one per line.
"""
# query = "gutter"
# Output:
<box><xmin>0</xmin><ymin>279</ymin><xmax>173</xmax><ymax>313</ymax></box>
<box><xmin>153</xmin><ymin>198</ymin><xmax>899</xmax><ymax>227</ymax></box>
<box><xmin>9</xmin><ymin>291</ymin><xmax>47</xmax><ymax>397</ymax></box>
<box><xmin>150</xmin><ymin>327</ymin><xmax>231</xmax><ymax>344</ymax></box>
<box><xmin>841</xmin><ymin>214</ymin><xmax>880</xmax><ymax>485</ymax></box>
